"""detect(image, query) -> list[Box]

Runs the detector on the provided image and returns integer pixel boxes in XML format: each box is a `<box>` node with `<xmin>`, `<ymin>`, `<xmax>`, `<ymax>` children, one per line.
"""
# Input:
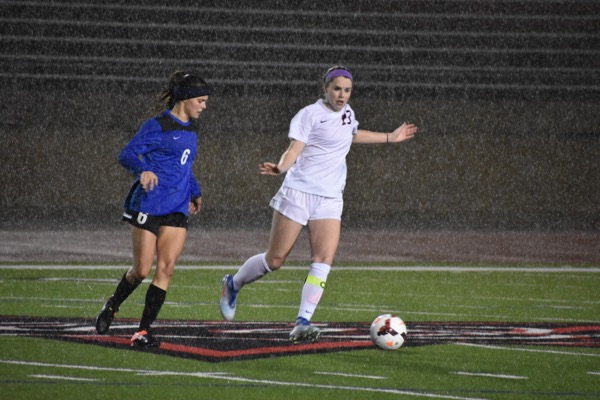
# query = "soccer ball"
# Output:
<box><xmin>369</xmin><ymin>314</ymin><xmax>407</xmax><ymax>350</ymax></box>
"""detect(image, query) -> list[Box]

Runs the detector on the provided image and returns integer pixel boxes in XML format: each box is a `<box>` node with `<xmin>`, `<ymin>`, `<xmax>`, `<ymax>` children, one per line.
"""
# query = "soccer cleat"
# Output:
<box><xmin>289</xmin><ymin>317</ymin><xmax>321</xmax><ymax>344</ymax></box>
<box><xmin>219</xmin><ymin>274</ymin><xmax>238</xmax><ymax>321</ymax></box>
<box><xmin>130</xmin><ymin>330</ymin><xmax>160</xmax><ymax>348</ymax></box>
<box><xmin>95</xmin><ymin>296</ymin><xmax>118</xmax><ymax>334</ymax></box>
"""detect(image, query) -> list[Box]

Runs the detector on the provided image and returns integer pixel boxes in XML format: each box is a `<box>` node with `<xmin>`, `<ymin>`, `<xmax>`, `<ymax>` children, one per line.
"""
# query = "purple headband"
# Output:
<box><xmin>324</xmin><ymin>69</ymin><xmax>353</xmax><ymax>83</ymax></box>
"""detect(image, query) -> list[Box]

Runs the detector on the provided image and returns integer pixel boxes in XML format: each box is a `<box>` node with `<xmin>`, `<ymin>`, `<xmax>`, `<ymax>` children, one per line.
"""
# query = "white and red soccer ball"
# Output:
<box><xmin>369</xmin><ymin>314</ymin><xmax>408</xmax><ymax>350</ymax></box>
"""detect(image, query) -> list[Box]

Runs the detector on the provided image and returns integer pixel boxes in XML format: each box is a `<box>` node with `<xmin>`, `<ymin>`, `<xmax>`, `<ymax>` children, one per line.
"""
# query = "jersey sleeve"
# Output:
<box><xmin>118</xmin><ymin>119</ymin><xmax>162</xmax><ymax>175</ymax></box>
<box><xmin>349</xmin><ymin>105</ymin><xmax>359</xmax><ymax>135</ymax></box>
<box><xmin>288</xmin><ymin>107</ymin><xmax>313</xmax><ymax>143</ymax></box>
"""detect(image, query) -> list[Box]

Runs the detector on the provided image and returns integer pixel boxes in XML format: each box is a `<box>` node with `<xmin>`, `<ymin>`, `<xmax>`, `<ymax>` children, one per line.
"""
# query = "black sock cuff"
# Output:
<box><xmin>112</xmin><ymin>271</ymin><xmax>142</xmax><ymax>306</ymax></box>
<box><xmin>147</xmin><ymin>283</ymin><xmax>167</xmax><ymax>299</ymax></box>
<box><xmin>124</xmin><ymin>272</ymin><xmax>143</xmax><ymax>287</ymax></box>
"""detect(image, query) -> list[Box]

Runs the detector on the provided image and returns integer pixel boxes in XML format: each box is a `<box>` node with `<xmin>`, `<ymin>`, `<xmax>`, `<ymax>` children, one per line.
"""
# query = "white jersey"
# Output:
<box><xmin>282</xmin><ymin>99</ymin><xmax>359</xmax><ymax>198</ymax></box>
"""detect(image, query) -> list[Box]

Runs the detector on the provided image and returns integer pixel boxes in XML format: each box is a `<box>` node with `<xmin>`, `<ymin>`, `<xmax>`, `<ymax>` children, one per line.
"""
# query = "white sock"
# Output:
<box><xmin>232</xmin><ymin>253</ymin><xmax>271</xmax><ymax>291</ymax></box>
<box><xmin>297</xmin><ymin>263</ymin><xmax>331</xmax><ymax>322</ymax></box>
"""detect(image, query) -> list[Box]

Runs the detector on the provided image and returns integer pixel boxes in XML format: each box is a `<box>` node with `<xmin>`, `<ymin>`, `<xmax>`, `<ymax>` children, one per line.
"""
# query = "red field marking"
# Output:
<box><xmin>2</xmin><ymin>316</ymin><xmax>599</xmax><ymax>362</ymax></box>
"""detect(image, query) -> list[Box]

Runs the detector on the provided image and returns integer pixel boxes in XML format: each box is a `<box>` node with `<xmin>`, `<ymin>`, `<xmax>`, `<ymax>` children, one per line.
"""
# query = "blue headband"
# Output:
<box><xmin>173</xmin><ymin>85</ymin><xmax>211</xmax><ymax>100</ymax></box>
<box><xmin>325</xmin><ymin>69</ymin><xmax>353</xmax><ymax>83</ymax></box>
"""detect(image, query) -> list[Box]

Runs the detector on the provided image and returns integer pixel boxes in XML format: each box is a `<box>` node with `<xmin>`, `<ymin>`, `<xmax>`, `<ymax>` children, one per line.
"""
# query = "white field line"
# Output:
<box><xmin>29</xmin><ymin>374</ymin><xmax>100</xmax><ymax>382</ymax></box>
<box><xmin>1</xmin><ymin>265</ymin><xmax>599</xmax><ymax>272</ymax></box>
<box><xmin>5</xmin><ymin>274</ymin><xmax>600</xmax><ymax>308</ymax></box>
<box><xmin>0</xmin><ymin>296</ymin><xmax>510</xmax><ymax>322</ymax></box>
<box><xmin>314</xmin><ymin>371</ymin><xmax>386</xmax><ymax>380</ymax></box>
<box><xmin>456</xmin><ymin>343</ymin><xmax>600</xmax><ymax>357</ymax></box>
<box><xmin>26</xmin><ymin>278</ymin><xmax>121</xmax><ymax>283</ymax></box>
<box><xmin>2</xmin><ymin>298</ymin><xmax>597</xmax><ymax>324</ymax></box>
<box><xmin>0</xmin><ymin>240</ymin><xmax>131</xmax><ymax>258</ymax></box>
<box><xmin>451</xmin><ymin>371</ymin><xmax>528</xmax><ymax>380</ymax></box>
<box><xmin>534</xmin><ymin>317</ymin><xmax>600</xmax><ymax>323</ymax></box>
<box><xmin>1</xmin><ymin>359</ymin><xmax>490</xmax><ymax>400</ymax></box>
<box><xmin>0</xmin><ymin>296</ymin><xmax>512</xmax><ymax>322</ymax></box>
<box><xmin>0</xmin><ymin>298</ymin><xmax>594</xmax><ymax>323</ymax></box>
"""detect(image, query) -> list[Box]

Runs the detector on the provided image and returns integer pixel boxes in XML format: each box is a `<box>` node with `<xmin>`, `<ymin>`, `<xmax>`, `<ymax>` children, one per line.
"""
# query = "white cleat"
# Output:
<box><xmin>289</xmin><ymin>319</ymin><xmax>321</xmax><ymax>344</ymax></box>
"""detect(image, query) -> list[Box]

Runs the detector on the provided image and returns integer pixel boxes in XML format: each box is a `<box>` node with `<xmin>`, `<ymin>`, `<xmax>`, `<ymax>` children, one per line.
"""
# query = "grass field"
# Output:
<box><xmin>1</xmin><ymin>264</ymin><xmax>599</xmax><ymax>399</ymax></box>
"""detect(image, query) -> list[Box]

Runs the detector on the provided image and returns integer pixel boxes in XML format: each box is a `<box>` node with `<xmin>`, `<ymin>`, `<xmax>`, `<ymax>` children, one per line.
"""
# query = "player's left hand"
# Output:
<box><xmin>189</xmin><ymin>196</ymin><xmax>202</xmax><ymax>215</ymax></box>
<box><xmin>388</xmin><ymin>123</ymin><xmax>417</xmax><ymax>143</ymax></box>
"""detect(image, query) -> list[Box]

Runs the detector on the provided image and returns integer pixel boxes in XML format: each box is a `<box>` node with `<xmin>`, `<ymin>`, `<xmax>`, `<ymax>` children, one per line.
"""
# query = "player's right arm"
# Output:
<box><xmin>259</xmin><ymin>139</ymin><xmax>305</xmax><ymax>175</ymax></box>
<box><xmin>118</xmin><ymin>120</ymin><xmax>162</xmax><ymax>190</ymax></box>
<box><xmin>118</xmin><ymin>120</ymin><xmax>162</xmax><ymax>173</ymax></box>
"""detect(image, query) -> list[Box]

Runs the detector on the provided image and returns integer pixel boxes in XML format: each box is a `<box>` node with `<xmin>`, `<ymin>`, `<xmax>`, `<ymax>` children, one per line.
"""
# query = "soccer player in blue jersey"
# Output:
<box><xmin>219</xmin><ymin>66</ymin><xmax>417</xmax><ymax>343</ymax></box>
<box><xmin>95</xmin><ymin>71</ymin><xmax>210</xmax><ymax>348</ymax></box>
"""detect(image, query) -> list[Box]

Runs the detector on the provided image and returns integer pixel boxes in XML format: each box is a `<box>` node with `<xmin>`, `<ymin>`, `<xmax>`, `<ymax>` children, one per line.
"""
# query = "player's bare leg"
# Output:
<box><xmin>132</xmin><ymin>226</ymin><xmax>186</xmax><ymax>348</ymax></box>
<box><xmin>290</xmin><ymin>218</ymin><xmax>340</xmax><ymax>343</ymax></box>
<box><xmin>264</xmin><ymin>211</ymin><xmax>304</xmax><ymax>269</ymax></box>
<box><xmin>306</xmin><ymin>218</ymin><xmax>340</xmax><ymax>266</ymax></box>
<box><xmin>221</xmin><ymin>211</ymin><xmax>303</xmax><ymax>321</ymax></box>
<box><xmin>95</xmin><ymin>226</ymin><xmax>155</xmax><ymax>334</ymax></box>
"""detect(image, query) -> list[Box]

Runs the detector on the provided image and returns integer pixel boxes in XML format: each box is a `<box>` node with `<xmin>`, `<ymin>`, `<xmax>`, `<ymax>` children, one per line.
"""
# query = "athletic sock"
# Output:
<box><xmin>232</xmin><ymin>252</ymin><xmax>271</xmax><ymax>291</ymax></box>
<box><xmin>112</xmin><ymin>271</ymin><xmax>142</xmax><ymax>307</ymax></box>
<box><xmin>297</xmin><ymin>263</ymin><xmax>331</xmax><ymax>322</ymax></box>
<box><xmin>139</xmin><ymin>284</ymin><xmax>167</xmax><ymax>332</ymax></box>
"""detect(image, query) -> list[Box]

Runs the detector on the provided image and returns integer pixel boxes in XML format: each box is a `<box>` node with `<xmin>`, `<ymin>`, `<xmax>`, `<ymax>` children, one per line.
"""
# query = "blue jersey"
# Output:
<box><xmin>119</xmin><ymin>110</ymin><xmax>202</xmax><ymax>216</ymax></box>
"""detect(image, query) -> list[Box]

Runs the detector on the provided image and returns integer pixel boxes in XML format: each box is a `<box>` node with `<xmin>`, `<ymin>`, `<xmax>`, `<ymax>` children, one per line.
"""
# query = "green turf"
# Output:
<box><xmin>1</xmin><ymin>265</ymin><xmax>599</xmax><ymax>399</ymax></box>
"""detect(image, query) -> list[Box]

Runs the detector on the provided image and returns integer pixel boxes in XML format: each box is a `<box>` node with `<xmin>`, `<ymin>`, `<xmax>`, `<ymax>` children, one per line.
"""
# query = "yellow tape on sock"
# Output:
<box><xmin>305</xmin><ymin>275</ymin><xmax>326</xmax><ymax>289</ymax></box>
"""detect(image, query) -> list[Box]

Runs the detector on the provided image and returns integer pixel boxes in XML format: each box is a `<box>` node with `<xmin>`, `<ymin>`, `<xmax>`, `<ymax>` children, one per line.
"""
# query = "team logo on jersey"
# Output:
<box><xmin>1</xmin><ymin>317</ymin><xmax>598</xmax><ymax>362</ymax></box>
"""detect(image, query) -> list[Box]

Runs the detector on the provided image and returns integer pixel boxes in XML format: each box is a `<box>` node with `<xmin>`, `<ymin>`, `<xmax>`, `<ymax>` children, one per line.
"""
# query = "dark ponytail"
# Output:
<box><xmin>149</xmin><ymin>71</ymin><xmax>210</xmax><ymax>116</ymax></box>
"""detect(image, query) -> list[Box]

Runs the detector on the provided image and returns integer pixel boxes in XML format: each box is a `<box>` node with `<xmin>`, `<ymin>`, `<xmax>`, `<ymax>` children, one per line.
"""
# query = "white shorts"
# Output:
<box><xmin>269</xmin><ymin>186</ymin><xmax>343</xmax><ymax>226</ymax></box>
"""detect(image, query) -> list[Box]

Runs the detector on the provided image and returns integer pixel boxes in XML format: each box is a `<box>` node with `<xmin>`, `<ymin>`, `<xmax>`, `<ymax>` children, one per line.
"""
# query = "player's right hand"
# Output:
<box><xmin>258</xmin><ymin>162</ymin><xmax>280</xmax><ymax>175</ymax></box>
<box><xmin>140</xmin><ymin>171</ymin><xmax>158</xmax><ymax>191</ymax></box>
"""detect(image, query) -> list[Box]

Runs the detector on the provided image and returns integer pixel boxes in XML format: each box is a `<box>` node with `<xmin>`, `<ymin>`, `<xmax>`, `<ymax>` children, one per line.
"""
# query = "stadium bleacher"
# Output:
<box><xmin>1</xmin><ymin>0</ymin><xmax>599</xmax><ymax>100</ymax></box>
<box><xmin>1</xmin><ymin>0</ymin><xmax>599</xmax><ymax>232</ymax></box>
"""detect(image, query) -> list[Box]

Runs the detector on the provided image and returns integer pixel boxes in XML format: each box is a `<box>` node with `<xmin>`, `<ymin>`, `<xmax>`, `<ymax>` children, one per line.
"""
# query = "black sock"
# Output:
<box><xmin>139</xmin><ymin>284</ymin><xmax>167</xmax><ymax>332</ymax></box>
<box><xmin>112</xmin><ymin>272</ymin><xmax>142</xmax><ymax>308</ymax></box>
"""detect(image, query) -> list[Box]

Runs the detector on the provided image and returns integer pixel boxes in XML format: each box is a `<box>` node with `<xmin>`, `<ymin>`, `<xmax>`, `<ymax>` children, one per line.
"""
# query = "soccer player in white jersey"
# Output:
<box><xmin>220</xmin><ymin>66</ymin><xmax>417</xmax><ymax>343</ymax></box>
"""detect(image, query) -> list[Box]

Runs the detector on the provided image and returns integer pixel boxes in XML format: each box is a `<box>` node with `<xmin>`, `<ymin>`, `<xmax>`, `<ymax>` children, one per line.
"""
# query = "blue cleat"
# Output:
<box><xmin>219</xmin><ymin>274</ymin><xmax>238</xmax><ymax>321</ymax></box>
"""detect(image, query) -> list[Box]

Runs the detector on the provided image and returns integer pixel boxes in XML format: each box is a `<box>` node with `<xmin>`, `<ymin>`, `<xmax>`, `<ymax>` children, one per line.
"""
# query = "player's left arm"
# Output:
<box><xmin>353</xmin><ymin>123</ymin><xmax>417</xmax><ymax>144</ymax></box>
<box><xmin>189</xmin><ymin>174</ymin><xmax>202</xmax><ymax>215</ymax></box>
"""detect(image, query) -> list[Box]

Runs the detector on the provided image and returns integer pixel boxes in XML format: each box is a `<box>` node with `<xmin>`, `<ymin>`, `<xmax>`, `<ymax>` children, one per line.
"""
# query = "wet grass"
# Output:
<box><xmin>1</xmin><ymin>265</ymin><xmax>599</xmax><ymax>400</ymax></box>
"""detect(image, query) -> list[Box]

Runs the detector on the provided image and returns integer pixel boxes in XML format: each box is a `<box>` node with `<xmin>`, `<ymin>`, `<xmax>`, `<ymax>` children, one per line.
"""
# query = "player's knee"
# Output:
<box><xmin>265</xmin><ymin>254</ymin><xmax>285</xmax><ymax>271</ymax></box>
<box><xmin>155</xmin><ymin>261</ymin><xmax>176</xmax><ymax>280</ymax></box>
<box><xmin>128</xmin><ymin>267</ymin><xmax>148</xmax><ymax>281</ymax></box>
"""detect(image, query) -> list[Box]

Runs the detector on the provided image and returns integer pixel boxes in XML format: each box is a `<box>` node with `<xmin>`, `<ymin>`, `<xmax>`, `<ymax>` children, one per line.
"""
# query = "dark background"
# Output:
<box><xmin>1</xmin><ymin>0</ymin><xmax>599</xmax><ymax>234</ymax></box>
